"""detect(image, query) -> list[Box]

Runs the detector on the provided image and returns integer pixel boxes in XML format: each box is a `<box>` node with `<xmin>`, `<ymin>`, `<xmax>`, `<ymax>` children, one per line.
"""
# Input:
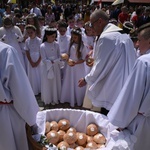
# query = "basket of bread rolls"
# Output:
<box><xmin>43</xmin><ymin>119</ymin><xmax>106</xmax><ymax>149</ymax></box>
<box><xmin>28</xmin><ymin>109</ymin><xmax>133</xmax><ymax>150</ymax></box>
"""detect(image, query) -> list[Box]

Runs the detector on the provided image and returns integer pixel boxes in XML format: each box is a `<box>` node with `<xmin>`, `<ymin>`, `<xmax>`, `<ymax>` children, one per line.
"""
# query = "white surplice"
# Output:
<box><xmin>0</xmin><ymin>42</ymin><xmax>39</xmax><ymax>150</ymax></box>
<box><xmin>40</xmin><ymin>41</ymin><xmax>62</xmax><ymax>104</ymax></box>
<box><xmin>60</xmin><ymin>43</ymin><xmax>87</xmax><ymax>107</ymax></box>
<box><xmin>25</xmin><ymin>36</ymin><xmax>42</xmax><ymax>95</ymax></box>
<box><xmin>85</xmin><ymin>23</ymin><xmax>137</xmax><ymax>110</ymax></box>
<box><xmin>108</xmin><ymin>50</ymin><xmax>150</xmax><ymax>150</ymax></box>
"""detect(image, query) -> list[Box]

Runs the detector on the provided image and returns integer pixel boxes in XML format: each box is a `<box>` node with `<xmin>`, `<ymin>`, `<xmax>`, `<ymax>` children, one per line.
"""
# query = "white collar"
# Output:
<box><xmin>102</xmin><ymin>23</ymin><xmax>122</xmax><ymax>35</ymax></box>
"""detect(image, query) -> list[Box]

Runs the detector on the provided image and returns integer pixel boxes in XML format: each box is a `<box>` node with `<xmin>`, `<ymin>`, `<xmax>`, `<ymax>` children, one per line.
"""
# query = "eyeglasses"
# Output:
<box><xmin>89</xmin><ymin>19</ymin><xmax>99</xmax><ymax>28</ymax></box>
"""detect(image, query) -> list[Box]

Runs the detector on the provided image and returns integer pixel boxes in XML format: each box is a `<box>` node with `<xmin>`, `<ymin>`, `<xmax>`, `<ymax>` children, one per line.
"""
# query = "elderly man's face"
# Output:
<box><xmin>90</xmin><ymin>16</ymin><xmax>103</xmax><ymax>36</ymax></box>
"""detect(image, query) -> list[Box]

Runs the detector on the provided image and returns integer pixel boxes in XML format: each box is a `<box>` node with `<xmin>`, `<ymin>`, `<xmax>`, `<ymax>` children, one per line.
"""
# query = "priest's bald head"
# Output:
<box><xmin>89</xmin><ymin>9</ymin><xmax>109</xmax><ymax>36</ymax></box>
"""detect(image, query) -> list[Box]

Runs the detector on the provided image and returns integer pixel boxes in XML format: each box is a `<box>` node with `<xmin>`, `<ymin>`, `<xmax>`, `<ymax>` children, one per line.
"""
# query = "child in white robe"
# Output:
<box><xmin>57</xmin><ymin>21</ymin><xmax>71</xmax><ymax>55</ymax></box>
<box><xmin>57</xmin><ymin>21</ymin><xmax>71</xmax><ymax>79</ymax></box>
<box><xmin>108</xmin><ymin>23</ymin><xmax>150</xmax><ymax>150</ymax></box>
<box><xmin>66</xmin><ymin>15</ymin><xmax>76</xmax><ymax>36</ymax></box>
<box><xmin>16</xmin><ymin>21</ymin><xmax>28</xmax><ymax>73</ymax></box>
<box><xmin>0</xmin><ymin>15</ymin><xmax>25</xmax><ymax>70</ymax></box>
<box><xmin>60</xmin><ymin>27</ymin><xmax>87</xmax><ymax>107</ymax></box>
<box><xmin>82</xmin><ymin>21</ymin><xmax>95</xmax><ymax>75</ymax></box>
<box><xmin>24</xmin><ymin>25</ymin><xmax>42</xmax><ymax>95</ymax></box>
<box><xmin>40</xmin><ymin>27</ymin><xmax>62</xmax><ymax>105</ymax></box>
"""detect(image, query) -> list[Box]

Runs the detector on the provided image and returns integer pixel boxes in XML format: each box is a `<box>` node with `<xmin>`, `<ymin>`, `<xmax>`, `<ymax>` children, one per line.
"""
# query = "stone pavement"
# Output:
<box><xmin>35</xmin><ymin>94</ymin><xmax>90</xmax><ymax>111</ymax></box>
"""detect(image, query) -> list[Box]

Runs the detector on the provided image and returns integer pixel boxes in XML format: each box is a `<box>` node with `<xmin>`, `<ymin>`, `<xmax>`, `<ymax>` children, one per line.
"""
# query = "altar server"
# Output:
<box><xmin>108</xmin><ymin>23</ymin><xmax>150</xmax><ymax>150</ymax></box>
<box><xmin>0</xmin><ymin>42</ymin><xmax>39</xmax><ymax>150</ymax></box>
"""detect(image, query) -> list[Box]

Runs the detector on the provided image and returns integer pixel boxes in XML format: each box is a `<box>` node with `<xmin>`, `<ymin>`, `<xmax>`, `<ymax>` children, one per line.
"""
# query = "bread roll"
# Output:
<box><xmin>67</xmin><ymin>127</ymin><xmax>76</xmax><ymax>133</ymax></box>
<box><xmin>63</xmin><ymin>131</ymin><xmax>77</xmax><ymax>145</ymax></box>
<box><xmin>46</xmin><ymin>130</ymin><xmax>59</xmax><ymax>145</ymax></box>
<box><xmin>69</xmin><ymin>143</ymin><xmax>78</xmax><ymax>149</ymax></box>
<box><xmin>86</xmin><ymin>123</ymin><xmax>98</xmax><ymax>136</ymax></box>
<box><xmin>76</xmin><ymin>133</ymin><xmax>87</xmax><ymax>146</ymax></box>
<box><xmin>58</xmin><ymin>119</ymin><xmax>70</xmax><ymax>131</ymax></box>
<box><xmin>86</xmin><ymin>57</ymin><xmax>94</xmax><ymax>66</ymax></box>
<box><xmin>97</xmin><ymin>144</ymin><xmax>105</xmax><ymax>148</ymax></box>
<box><xmin>87</xmin><ymin>57</ymin><xmax>94</xmax><ymax>63</ymax></box>
<box><xmin>57</xmin><ymin>130</ymin><xmax>66</xmax><ymax>142</ymax></box>
<box><xmin>86</xmin><ymin>135</ymin><xmax>94</xmax><ymax>143</ymax></box>
<box><xmin>57</xmin><ymin>141</ymin><xmax>69</xmax><ymax>149</ymax></box>
<box><xmin>61</xmin><ymin>53</ymin><xmax>69</xmax><ymax>60</ymax></box>
<box><xmin>86</xmin><ymin>141</ymin><xmax>98</xmax><ymax>149</ymax></box>
<box><xmin>75</xmin><ymin>146</ymin><xmax>84</xmax><ymax>150</ymax></box>
<box><xmin>93</xmin><ymin>133</ymin><xmax>106</xmax><ymax>144</ymax></box>
<box><xmin>50</xmin><ymin>121</ymin><xmax>59</xmax><ymax>131</ymax></box>
<box><xmin>68</xmin><ymin>59</ymin><xmax>75</xmax><ymax>66</ymax></box>
<box><xmin>45</xmin><ymin>121</ymin><xmax>51</xmax><ymax>134</ymax></box>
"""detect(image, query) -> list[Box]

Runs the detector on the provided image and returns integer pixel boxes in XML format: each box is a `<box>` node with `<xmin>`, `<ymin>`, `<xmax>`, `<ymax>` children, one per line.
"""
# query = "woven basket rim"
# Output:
<box><xmin>26</xmin><ymin>124</ymin><xmax>47</xmax><ymax>150</ymax></box>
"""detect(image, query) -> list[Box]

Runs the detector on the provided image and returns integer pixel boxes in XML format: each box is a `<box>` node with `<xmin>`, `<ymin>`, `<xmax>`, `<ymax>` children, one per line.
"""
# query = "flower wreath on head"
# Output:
<box><xmin>123</xmin><ymin>21</ymin><xmax>134</xmax><ymax>31</ymax></box>
<box><xmin>27</xmin><ymin>13</ymin><xmax>37</xmax><ymax>18</ymax></box>
<box><xmin>45</xmin><ymin>27</ymin><xmax>57</xmax><ymax>32</ymax></box>
<box><xmin>16</xmin><ymin>22</ymin><xmax>26</xmax><ymax>26</ymax></box>
<box><xmin>71</xmin><ymin>29</ymin><xmax>82</xmax><ymax>35</ymax></box>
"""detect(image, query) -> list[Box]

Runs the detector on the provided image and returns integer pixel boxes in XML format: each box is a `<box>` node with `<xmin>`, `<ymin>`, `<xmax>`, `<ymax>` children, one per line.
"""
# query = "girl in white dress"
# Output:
<box><xmin>16</xmin><ymin>21</ymin><xmax>27</xmax><ymax>73</ymax></box>
<box><xmin>24</xmin><ymin>25</ymin><xmax>42</xmax><ymax>95</ymax></box>
<box><xmin>40</xmin><ymin>27</ymin><xmax>63</xmax><ymax>105</ymax></box>
<box><xmin>60</xmin><ymin>27</ymin><xmax>87</xmax><ymax>107</ymax></box>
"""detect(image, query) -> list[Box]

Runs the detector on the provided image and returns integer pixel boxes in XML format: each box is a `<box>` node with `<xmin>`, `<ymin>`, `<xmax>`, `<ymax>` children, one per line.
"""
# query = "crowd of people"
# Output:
<box><xmin>0</xmin><ymin>1</ymin><xmax>150</xmax><ymax>150</ymax></box>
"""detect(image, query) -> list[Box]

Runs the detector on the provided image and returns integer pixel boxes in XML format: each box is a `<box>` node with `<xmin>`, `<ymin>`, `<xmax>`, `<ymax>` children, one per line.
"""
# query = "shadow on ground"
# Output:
<box><xmin>35</xmin><ymin>94</ymin><xmax>90</xmax><ymax>111</ymax></box>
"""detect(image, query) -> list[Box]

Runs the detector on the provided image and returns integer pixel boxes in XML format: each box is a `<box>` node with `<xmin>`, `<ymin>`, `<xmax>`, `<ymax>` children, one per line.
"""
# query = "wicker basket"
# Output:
<box><xmin>26</xmin><ymin>124</ymin><xmax>47</xmax><ymax>150</ymax></box>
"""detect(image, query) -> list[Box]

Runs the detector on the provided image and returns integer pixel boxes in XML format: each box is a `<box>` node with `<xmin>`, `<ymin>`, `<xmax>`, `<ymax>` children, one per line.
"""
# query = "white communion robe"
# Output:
<box><xmin>60</xmin><ymin>43</ymin><xmax>87</xmax><ymax>107</ymax></box>
<box><xmin>57</xmin><ymin>34</ymin><xmax>71</xmax><ymax>54</ymax></box>
<box><xmin>108</xmin><ymin>50</ymin><xmax>150</xmax><ymax>150</ymax></box>
<box><xmin>40</xmin><ymin>41</ymin><xmax>62</xmax><ymax>104</ymax></box>
<box><xmin>82</xmin><ymin>34</ymin><xmax>95</xmax><ymax>75</ymax></box>
<box><xmin>0</xmin><ymin>42</ymin><xmax>39</xmax><ymax>150</ymax></box>
<box><xmin>0</xmin><ymin>26</ymin><xmax>26</xmax><ymax>69</ymax></box>
<box><xmin>25</xmin><ymin>36</ymin><xmax>42</xmax><ymax>95</ymax></box>
<box><xmin>85</xmin><ymin>23</ymin><xmax>137</xmax><ymax>110</ymax></box>
<box><xmin>57</xmin><ymin>34</ymin><xmax>71</xmax><ymax>78</ymax></box>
